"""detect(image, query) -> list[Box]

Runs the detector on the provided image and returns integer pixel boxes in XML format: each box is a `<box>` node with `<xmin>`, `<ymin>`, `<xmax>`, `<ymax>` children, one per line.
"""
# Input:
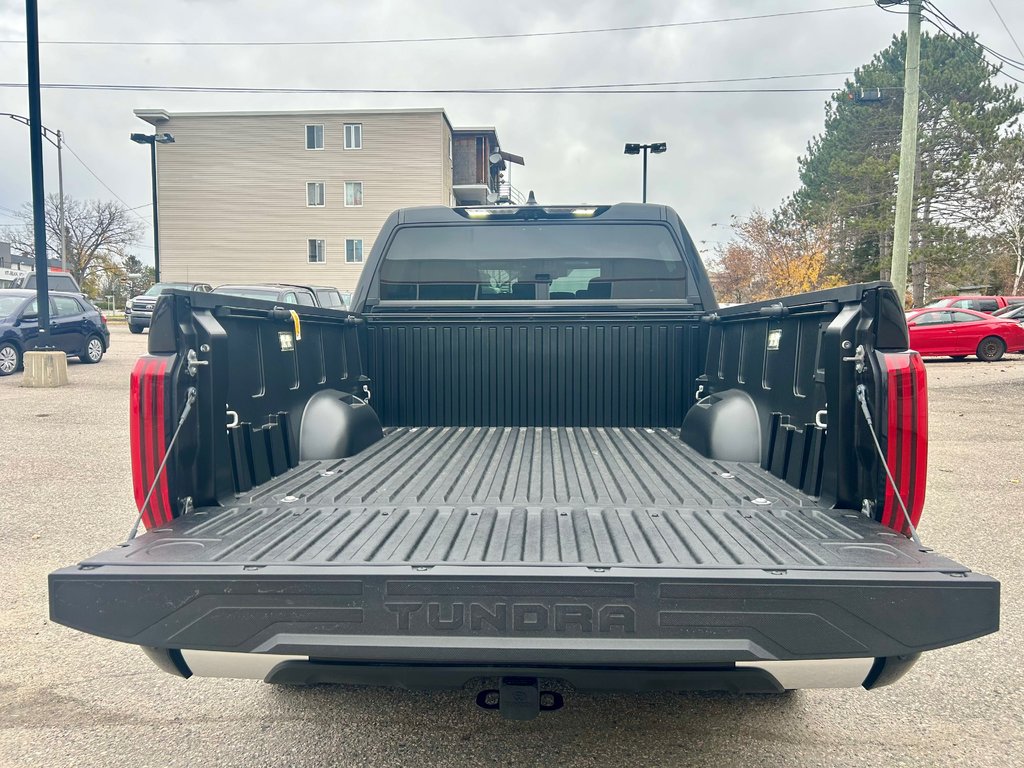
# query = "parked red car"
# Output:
<box><xmin>906</xmin><ymin>307</ymin><xmax>1024</xmax><ymax>361</ymax></box>
<box><xmin>925</xmin><ymin>295</ymin><xmax>1024</xmax><ymax>313</ymax></box>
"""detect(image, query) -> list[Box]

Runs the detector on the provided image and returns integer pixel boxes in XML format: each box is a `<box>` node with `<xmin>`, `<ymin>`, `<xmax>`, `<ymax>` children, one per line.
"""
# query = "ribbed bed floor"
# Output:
<box><xmin>97</xmin><ymin>428</ymin><xmax>940</xmax><ymax>570</ymax></box>
<box><xmin>244</xmin><ymin>426</ymin><xmax>811</xmax><ymax>509</ymax></box>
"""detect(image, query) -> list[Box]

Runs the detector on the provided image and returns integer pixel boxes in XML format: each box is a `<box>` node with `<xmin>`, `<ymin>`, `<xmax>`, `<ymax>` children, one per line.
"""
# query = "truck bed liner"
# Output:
<box><xmin>92</xmin><ymin>428</ymin><xmax>957</xmax><ymax>572</ymax></box>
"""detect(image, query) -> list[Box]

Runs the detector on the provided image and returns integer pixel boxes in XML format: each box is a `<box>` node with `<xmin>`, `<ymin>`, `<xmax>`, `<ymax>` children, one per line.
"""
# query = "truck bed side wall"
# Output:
<box><xmin>148</xmin><ymin>292</ymin><xmax>371</xmax><ymax>508</ymax></box>
<box><xmin>695</xmin><ymin>282</ymin><xmax>910</xmax><ymax>511</ymax></box>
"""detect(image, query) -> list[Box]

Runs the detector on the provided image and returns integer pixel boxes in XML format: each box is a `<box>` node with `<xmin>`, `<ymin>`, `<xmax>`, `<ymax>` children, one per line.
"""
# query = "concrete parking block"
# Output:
<box><xmin>22</xmin><ymin>350</ymin><xmax>69</xmax><ymax>387</ymax></box>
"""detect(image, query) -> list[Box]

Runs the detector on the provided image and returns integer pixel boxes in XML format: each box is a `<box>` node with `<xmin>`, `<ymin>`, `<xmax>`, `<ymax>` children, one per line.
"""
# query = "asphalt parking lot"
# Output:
<box><xmin>1</xmin><ymin>325</ymin><xmax>1021</xmax><ymax>767</ymax></box>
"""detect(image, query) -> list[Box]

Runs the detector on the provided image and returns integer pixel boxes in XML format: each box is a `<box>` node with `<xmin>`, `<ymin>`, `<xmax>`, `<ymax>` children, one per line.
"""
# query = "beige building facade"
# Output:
<box><xmin>135</xmin><ymin>108</ymin><xmax>495</xmax><ymax>292</ymax></box>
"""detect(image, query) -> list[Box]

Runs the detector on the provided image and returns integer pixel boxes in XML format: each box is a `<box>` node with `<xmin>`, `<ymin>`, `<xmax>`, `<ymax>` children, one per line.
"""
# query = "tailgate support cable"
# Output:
<box><xmin>856</xmin><ymin>384</ymin><xmax>921</xmax><ymax>544</ymax></box>
<box><xmin>124</xmin><ymin>386</ymin><xmax>198</xmax><ymax>543</ymax></box>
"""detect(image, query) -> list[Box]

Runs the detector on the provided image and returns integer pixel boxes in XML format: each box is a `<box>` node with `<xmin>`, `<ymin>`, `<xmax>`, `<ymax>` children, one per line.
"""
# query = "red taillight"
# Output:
<box><xmin>130</xmin><ymin>356</ymin><xmax>173</xmax><ymax>530</ymax></box>
<box><xmin>100</xmin><ymin>314</ymin><xmax>107</xmax><ymax>325</ymax></box>
<box><xmin>879</xmin><ymin>351</ymin><xmax>928</xmax><ymax>534</ymax></box>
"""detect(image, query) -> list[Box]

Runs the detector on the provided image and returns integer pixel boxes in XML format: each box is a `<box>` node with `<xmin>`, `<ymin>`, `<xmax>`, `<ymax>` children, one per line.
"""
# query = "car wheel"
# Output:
<box><xmin>80</xmin><ymin>335</ymin><xmax>105</xmax><ymax>364</ymax></box>
<box><xmin>951</xmin><ymin>355</ymin><xmax>968</xmax><ymax>361</ymax></box>
<box><xmin>976</xmin><ymin>336</ymin><xmax>1005</xmax><ymax>362</ymax></box>
<box><xmin>128</xmin><ymin>323</ymin><xmax>144</xmax><ymax>334</ymax></box>
<box><xmin>0</xmin><ymin>342</ymin><xmax>21</xmax><ymax>376</ymax></box>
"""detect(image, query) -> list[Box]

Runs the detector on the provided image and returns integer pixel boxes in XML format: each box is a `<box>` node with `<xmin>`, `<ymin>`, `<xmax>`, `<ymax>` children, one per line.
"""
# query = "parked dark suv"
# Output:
<box><xmin>211</xmin><ymin>284</ymin><xmax>318</xmax><ymax>306</ymax></box>
<box><xmin>211</xmin><ymin>283</ymin><xmax>347</xmax><ymax>309</ymax></box>
<box><xmin>309</xmin><ymin>285</ymin><xmax>346</xmax><ymax>309</ymax></box>
<box><xmin>0</xmin><ymin>289</ymin><xmax>110</xmax><ymax>375</ymax></box>
<box><xmin>126</xmin><ymin>282</ymin><xmax>212</xmax><ymax>333</ymax></box>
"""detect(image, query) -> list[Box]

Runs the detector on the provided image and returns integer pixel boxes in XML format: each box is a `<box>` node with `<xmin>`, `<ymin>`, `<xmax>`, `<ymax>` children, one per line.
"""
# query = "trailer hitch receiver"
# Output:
<box><xmin>476</xmin><ymin>677</ymin><xmax>565</xmax><ymax>720</ymax></box>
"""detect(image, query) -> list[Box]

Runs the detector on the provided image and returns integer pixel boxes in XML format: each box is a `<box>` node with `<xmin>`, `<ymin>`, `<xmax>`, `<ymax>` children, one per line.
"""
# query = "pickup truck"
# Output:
<box><xmin>126</xmin><ymin>282</ymin><xmax>213</xmax><ymax>333</ymax></box>
<box><xmin>49</xmin><ymin>203</ymin><xmax>999</xmax><ymax>720</ymax></box>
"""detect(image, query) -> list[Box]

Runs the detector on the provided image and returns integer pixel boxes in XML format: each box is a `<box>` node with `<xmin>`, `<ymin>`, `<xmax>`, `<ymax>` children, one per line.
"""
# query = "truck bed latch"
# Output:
<box><xmin>475</xmin><ymin>677</ymin><xmax>565</xmax><ymax>720</ymax></box>
<box><xmin>843</xmin><ymin>344</ymin><xmax>867</xmax><ymax>373</ymax></box>
<box><xmin>186</xmin><ymin>349</ymin><xmax>208</xmax><ymax>377</ymax></box>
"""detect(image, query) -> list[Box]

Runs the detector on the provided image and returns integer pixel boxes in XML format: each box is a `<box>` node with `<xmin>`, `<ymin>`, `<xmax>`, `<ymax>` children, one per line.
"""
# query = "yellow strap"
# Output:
<box><xmin>289</xmin><ymin>309</ymin><xmax>302</xmax><ymax>341</ymax></box>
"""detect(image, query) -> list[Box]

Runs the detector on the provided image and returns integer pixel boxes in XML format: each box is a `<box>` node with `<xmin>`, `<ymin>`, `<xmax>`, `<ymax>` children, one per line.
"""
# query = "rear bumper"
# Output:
<box><xmin>180</xmin><ymin>650</ymin><xmax>882</xmax><ymax>692</ymax></box>
<box><xmin>48</xmin><ymin>564</ymin><xmax>999</xmax><ymax>665</ymax></box>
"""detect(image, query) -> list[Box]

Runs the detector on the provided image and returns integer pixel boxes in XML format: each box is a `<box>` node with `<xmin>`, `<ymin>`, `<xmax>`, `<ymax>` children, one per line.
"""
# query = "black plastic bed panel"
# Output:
<box><xmin>89</xmin><ymin>428</ymin><xmax>961</xmax><ymax>571</ymax></box>
<box><xmin>365</xmin><ymin>315</ymin><xmax>706</xmax><ymax>427</ymax></box>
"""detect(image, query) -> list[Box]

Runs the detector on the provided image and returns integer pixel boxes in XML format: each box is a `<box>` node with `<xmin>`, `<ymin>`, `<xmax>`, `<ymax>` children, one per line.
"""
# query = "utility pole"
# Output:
<box><xmin>1</xmin><ymin>114</ymin><xmax>67</xmax><ymax>272</ymax></box>
<box><xmin>56</xmin><ymin>129</ymin><xmax>66</xmax><ymax>272</ymax></box>
<box><xmin>889</xmin><ymin>0</ymin><xmax>923</xmax><ymax>304</ymax></box>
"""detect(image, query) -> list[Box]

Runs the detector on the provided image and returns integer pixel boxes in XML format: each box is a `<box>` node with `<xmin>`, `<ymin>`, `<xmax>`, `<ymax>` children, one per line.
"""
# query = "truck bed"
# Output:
<box><xmin>52</xmin><ymin>426</ymin><xmax>997</xmax><ymax>668</ymax></box>
<box><xmin>93</xmin><ymin>427</ymin><xmax>947</xmax><ymax>570</ymax></box>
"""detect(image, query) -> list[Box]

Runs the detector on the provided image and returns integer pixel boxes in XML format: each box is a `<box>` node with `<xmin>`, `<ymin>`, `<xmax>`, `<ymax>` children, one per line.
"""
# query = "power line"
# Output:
<box><xmin>921</xmin><ymin>1</ymin><xmax>1024</xmax><ymax>81</ymax></box>
<box><xmin>925</xmin><ymin>2</ymin><xmax>1019</xmax><ymax>70</ymax></box>
<box><xmin>987</xmin><ymin>0</ymin><xmax>1024</xmax><ymax>60</ymax></box>
<box><xmin>924</xmin><ymin>0</ymin><xmax>1024</xmax><ymax>68</ymax></box>
<box><xmin>517</xmin><ymin>71</ymin><xmax>856</xmax><ymax>91</ymax></box>
<box><xmin>61</xmin><ymin>140</ymin><xmax>151</xmax><ymax>225</ymax></box>
<box><xmin>0</xmin><ymin>4</ymin><xmax>874</xmax><ymax>47</ymax></box>
<box><xmin>922</xmin><ymin>13</ymin><xmax>1024</xmax><ymax>86</ymax></box>
<box><xmin>875</xmin><ymin>1</ymin><xmax>1024</xmax><ymax>85</ymax></box>
<box><xmin>0</xmin><ymin>69</ymin><xmax>869</xmax><ymax>98</ymax></box>
<box><xmin>0</xmin><ymin>81</ymin><xmax>857</xmax><ymax>96</ymax></box>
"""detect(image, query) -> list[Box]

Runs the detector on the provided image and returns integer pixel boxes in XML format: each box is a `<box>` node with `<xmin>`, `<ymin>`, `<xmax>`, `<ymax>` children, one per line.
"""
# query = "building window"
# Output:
<box><xmin>305</xmin><ymin>124</ymin><xmax>324</xmax><ymax>150</ymax></box>
<box><xmin>306</xmin><ymin>181</ymin><xmax>325</xmax><ymax>207</ymax></box>
<box><xmin>307</xmin><ymin>239</ymin><xmax>325</xmax><ymax>263</ymax></box>
<box><xmin>345</xmin><ymin>181</ymin><xmax>363</xmax><ymax>207</ymax></box>
<box><xmin>344</xmin><ymin>123</ymin><xmax>362</xmax><ymax>150</ymax></box>
<box><xmin>346</xmin><ymin>239</ymin><xmax>363</xmax><ymax>263</ymax></box>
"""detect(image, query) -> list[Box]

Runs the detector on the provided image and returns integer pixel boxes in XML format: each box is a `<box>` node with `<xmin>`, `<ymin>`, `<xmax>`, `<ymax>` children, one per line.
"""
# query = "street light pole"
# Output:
<box><xmin>25</xmin><ymin>0</ymin><xmax>50</xmax><ymax>341</ymax></box>
<box><xmin>149</xmin><ymin>140</ymin><xmax>160</xmax><ymax>282</ymax></box>
<box><xmin>131</xmin><ymin>132</ymin><xmax>174</xmax><ymax>282</ymax></box>
<box><xmin>642</xmin><ymin>148</ymin><xmax>649</xmax><ymax>203</ymax></box>
<box><xmin>624</xmin><ymin>142</ymin><xmax>667</xmax><ymax>203</ymax></box>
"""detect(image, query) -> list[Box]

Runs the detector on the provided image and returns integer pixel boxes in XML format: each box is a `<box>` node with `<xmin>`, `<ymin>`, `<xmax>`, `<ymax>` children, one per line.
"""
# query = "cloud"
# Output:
<box><xmin>0</xmin><ymin>0</ymin><xmax>1019</xmax><ymax>265</ymax></box>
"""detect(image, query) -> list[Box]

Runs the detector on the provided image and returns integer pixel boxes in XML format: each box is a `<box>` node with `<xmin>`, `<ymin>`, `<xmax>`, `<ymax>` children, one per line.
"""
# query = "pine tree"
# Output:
<box><xmin>796</xmin><ymin>31</ymin><xmax>1021</xmax><ymax>303</ymax></box>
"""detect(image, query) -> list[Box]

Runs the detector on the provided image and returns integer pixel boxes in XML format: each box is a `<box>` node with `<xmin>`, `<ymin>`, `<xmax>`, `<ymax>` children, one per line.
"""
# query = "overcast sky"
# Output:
<box><xmin>1</xmin><ymin>0</ymin><xmax>1021</xmax><ymax>265</ymax></box>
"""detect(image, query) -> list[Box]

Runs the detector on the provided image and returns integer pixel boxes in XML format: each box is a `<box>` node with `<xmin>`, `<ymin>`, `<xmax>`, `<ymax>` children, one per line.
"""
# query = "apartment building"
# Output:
<box><xmin>135</xmin><ymin>108</ymin><xmax>510</xmax><ymax>291</ymax></box>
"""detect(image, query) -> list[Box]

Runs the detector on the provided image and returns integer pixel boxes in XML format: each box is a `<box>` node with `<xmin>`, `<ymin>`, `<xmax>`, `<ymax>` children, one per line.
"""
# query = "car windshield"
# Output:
<box><xmin>145</xmin><ymin>283</ymin><xmax>192</xmax><ymax>296</ymax></box>
<box><xmin>0</xmin><ymin>295</ymin><xmax>28</xmax><ymax>316</ymax></box>
<box><xmin>213</xmin><ymin>287</ymin><xmax>279</xmax><ymax>301</ymax></box>
<box><xmin>924</xmin><ymin>298</ymin><xmax>952</xmax><ymax>307</ymax></box>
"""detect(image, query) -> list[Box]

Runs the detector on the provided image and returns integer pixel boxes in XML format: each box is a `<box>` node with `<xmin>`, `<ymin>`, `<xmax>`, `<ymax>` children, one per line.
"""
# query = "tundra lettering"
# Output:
<box><xmin>383</xmin><ymin>602</ymin><xmax>637</xmax><ymax>634</ymax></box>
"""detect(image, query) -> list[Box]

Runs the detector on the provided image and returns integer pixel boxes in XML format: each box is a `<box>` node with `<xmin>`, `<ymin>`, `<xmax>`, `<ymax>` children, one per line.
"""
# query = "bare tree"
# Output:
<box><xmin>4</xmin><ymin>194</ymin><xmax>144</xmax><ymax>291</ymax></box>
<box><xmin>975</xmin><ymin>132</ymin><xmax>1024</xmax><ymax>294</ymax></box>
